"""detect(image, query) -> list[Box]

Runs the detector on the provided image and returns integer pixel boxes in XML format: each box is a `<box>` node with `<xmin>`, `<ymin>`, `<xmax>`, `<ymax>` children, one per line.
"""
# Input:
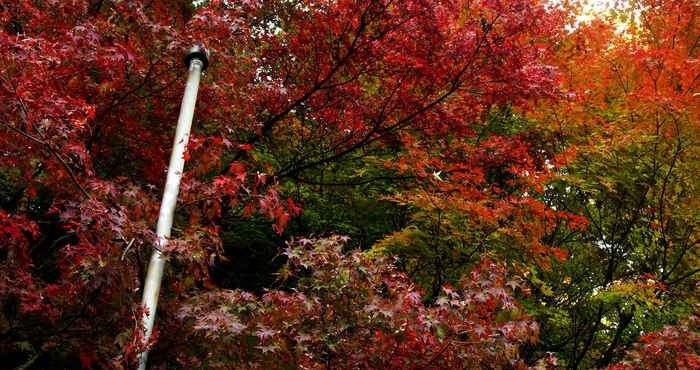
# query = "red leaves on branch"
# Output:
<box><xmin>0</xmin><ymin>0</ymin><xmax>576</xmax><ymax>366</ymax></box>
<box><xmin>609</xmin><ymin>308</ymin><xmax>700</xmax><ymax>370</ymax></box>
<box><xmin>178</xmin><ymin>237</ymin><xmax>539</xmax><ymax>369</ymax></box>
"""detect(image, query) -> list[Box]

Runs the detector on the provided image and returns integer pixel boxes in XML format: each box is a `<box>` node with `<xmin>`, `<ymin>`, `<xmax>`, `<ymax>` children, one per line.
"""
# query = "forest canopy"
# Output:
<box><xmin>1</xmin><ymin>0</ymin><xmax>699</xmax><ymax>369</ymax></box>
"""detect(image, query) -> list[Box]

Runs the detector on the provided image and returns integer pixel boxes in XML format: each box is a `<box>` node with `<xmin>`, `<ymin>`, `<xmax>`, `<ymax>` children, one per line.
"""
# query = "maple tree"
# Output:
<box><xmin>523</xmin><ymin>0</ymin><xmax>700</xmax><ymax>367</ymax></box>
<box><xmin>1</xmin><ymin>0</ymin><xmax>699</xmax><ymax>369</ymax></box>
<box><xmin>176</xmin><ymin>236</ymin><xmax>541</xmax><ymax>369</ymax></box>
<box><xmin>607</xmin><ymin>305</ymin><xmax>700</xmax><ymax>370</ymax></box>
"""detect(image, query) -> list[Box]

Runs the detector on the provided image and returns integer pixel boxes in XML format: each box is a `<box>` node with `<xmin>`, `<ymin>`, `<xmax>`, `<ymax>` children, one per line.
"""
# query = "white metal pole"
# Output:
<box><xmin>138</xmin><ymin>45</ymin><xmax>209</xmax><ymax>370</ymax></box>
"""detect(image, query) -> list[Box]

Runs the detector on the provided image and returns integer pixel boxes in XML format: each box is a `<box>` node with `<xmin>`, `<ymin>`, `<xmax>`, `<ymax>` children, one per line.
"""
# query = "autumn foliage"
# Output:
<box><xmin>608</xmin><ymin>307</ymin><xmax>700</xmax><ymax>370</ymax></box>
<box><xmin>1</xmin><ymin>0</ymin><xmax>699</xmax><ymax>369</ymax></box>
<box><xmin>177</xmin><ymin>236</ymin><xmax>539</xmax><ymax>369</ymax></box>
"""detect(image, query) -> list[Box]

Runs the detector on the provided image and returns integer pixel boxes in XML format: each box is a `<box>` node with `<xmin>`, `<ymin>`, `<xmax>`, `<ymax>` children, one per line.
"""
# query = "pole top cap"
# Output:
<box><xmin>184</xmin><ymin>43</ymin><xmax>209</xmax><ymax>71</ymax></box>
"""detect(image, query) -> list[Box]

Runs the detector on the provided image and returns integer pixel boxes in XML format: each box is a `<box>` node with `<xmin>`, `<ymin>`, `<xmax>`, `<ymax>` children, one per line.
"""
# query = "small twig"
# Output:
<box><xmin>121</xmin><ymin>237</ymin><xmax>136</xmax><ymax>261</ymax></box>
<box><xmin>16</xmin><ymin>351</ymin><xmax>40</xmax><ymax>370</ymax></box>
<box><xmin>1</xmin><ymin>122</ymin><xmax>91</xmax><ymax>199</ymax></box>
<box><xmin>1</xmin><ymin>75</ymin><xmax>91</xmax><ymax>199</ymax></box>
<box><xmin>421</xmin><ymin>338</ymin><xmax>453</xmax><ymax>369</ymax></box>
